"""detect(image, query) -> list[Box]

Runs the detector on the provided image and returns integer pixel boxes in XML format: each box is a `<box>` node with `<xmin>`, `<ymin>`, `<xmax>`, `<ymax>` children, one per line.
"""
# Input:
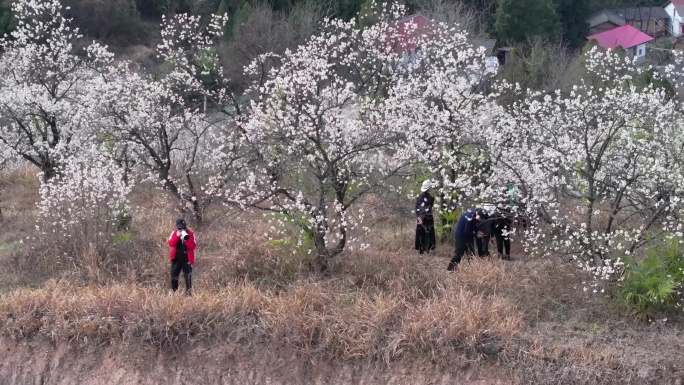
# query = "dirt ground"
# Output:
<box><xmin>513</xmin><ymin>320</ymin><xmax>684</xmax><ymax>385</ymax></box>
<box><xmin>2</xmin><ymin>323</ymin><xmax>684</xmax><ymax>385</ymax></box>
<box><xmin>0</xmin><ymin>339</ymin><xmax>516</xmax><ymax>385</ymax></box>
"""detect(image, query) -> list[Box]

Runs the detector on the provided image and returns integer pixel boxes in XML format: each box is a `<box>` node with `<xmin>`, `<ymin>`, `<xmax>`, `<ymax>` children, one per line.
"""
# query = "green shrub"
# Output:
<box><xmin>136</xmin><ymin>0</ymin><xmax>166</xmax><ymax>18</ymax></box>
<box><xmin>112</xmin><ymin>231</ymin><xmax>133</xmax><ymax>244</ymax></box>
<box><xmin>435</xmin><ymin>209</ymin><xmax>460</xmax><ymax>239</ymax></box>
<box><xmin>115</xmin><ymin>209</ymin><xmax>133</xmax><ymax>232</ymax></box>
<box><xmin>62</xmin><ymin>0</ymin><xmax>145</xmax><ymax>45</ymax></box>
<box><xmin>618</xmin><ymin>237</ymin><xmax>684</xmax><ymax>322</ymax></box>
<box><xmin>0</xmin><ymin>0</ymin><xmax>16</xmax><ymax>37</ymax></box>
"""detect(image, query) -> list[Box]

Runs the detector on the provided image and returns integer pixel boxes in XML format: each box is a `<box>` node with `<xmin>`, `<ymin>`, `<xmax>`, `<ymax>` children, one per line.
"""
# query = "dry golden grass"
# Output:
<box><xmin>1</xmin><ymin>223</ymin><xmax>584</xmax><ymax>367</ymax></box>
<box><xmin>0</xmin><ymin>276</ymin><xmax>524</xmax><ymax>364</ymax></box>
<box><xmin>0</xmin><ymin>166</ymin><xmax>41</xmax><ymax>240</ymax></box>
<box><xmin>0</xmin><ymin>166</ymin><xmax>631</xmax><ymax>379</ymax></box>
<box><xmin>453</xmin><ymin>257</ymin><xmax>580</xmax><ymax>319</ymax></box>
<box><xmin>0</xmin><ymin>178</ymin><xmax>576</xmax><ymax>367</ymax></box>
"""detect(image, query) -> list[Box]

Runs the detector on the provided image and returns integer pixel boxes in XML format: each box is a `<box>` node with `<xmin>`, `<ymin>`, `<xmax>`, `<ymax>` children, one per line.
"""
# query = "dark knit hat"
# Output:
<box><xmin>175</xmin><ymin>218</ymin><xmax>187</xmax><ymax>229</ymax></box>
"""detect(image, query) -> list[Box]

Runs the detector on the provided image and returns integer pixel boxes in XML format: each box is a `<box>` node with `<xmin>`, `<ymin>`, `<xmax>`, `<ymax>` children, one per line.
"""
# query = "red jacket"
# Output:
<box><xmin>168</xmin><ymin>229</ymin><xmax>196</xmax><ymax>265</ymax></box>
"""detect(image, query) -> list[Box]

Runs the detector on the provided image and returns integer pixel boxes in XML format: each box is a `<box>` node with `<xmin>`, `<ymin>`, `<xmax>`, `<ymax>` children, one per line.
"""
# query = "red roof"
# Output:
<box><xmin>586</xmin><ymin>24</ymin><xmax>653</xmax><ymax>49</ymax></box>
<box><xmin>392</xmin><ymin>13</ymin><xmax>431</xmax><ymax>54</ymax></box>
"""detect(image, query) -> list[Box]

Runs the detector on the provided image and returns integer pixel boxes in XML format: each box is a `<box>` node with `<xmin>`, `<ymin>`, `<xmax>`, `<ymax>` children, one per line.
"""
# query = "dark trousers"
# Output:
<box><xmin>495</xmin><ymin>232</ymin><xmax>511</xmax><ymax>259</ymax></box>
<box><xmin>476</xmin><ymin>235</ymin><xmax>491</xmax><ymax>257</ymax></box>
<box><xmin>448</xmin><ymin>237</ymin><xmax>475</xmax><ymax>271</ymax></box>
<box><xmin>415</xmin><ymin>217</ymin><xmax>436</xmax><ymax>254</ymax></box>
<box><xmin>493</xmin><ymin>218</ymin><xmax>512</xmax><ymax>259</ymax></box>
<box><xmin>171</xmin><ymin>261</ymin><xmax>193</xmax><ymax>293</ymax></box>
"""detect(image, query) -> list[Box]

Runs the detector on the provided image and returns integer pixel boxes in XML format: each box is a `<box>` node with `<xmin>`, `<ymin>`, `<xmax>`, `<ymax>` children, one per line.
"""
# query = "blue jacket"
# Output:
<box><xmin>455</xmin><ymin>208</ymin><xmax>480</xmax><ymax>240</ymax></box>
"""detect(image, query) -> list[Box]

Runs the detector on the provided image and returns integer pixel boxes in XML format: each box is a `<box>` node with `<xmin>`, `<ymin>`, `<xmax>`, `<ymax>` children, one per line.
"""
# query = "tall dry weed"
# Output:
<box><xmin>0</xmin><ymin>277</ymin><xmax>525</xmax><ymax>365</ymax></box>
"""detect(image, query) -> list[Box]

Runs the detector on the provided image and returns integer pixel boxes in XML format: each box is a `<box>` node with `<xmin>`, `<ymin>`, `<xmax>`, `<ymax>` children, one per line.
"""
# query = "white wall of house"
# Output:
<box><xmin>622</xmin><ymin>44</ymin><xmax>648</xmax><ymax>61</ymax></box>
<box><xmin>665</xmin><ymin>3</ymin><xmax>684</xmax><ymax>36</ymax></box>
<box><xmin>634</xmin><ymin>43</ymin><xmax>647</xmax><ymax>59</ymax></box>
<box><xmin>485</xmin><ymin>56</ymin><xmax>499</xmax><ymax>70</ymax></box>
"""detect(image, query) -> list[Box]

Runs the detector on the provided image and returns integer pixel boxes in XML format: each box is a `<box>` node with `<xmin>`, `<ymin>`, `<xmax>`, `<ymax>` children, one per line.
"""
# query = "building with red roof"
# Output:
<box><xmin>391</xmin><ymin>13</ymin><xmax>431</xmax><ymax>55</ymax></box>
<box><xmin>664</xmin><ymin>0</ymin><xmax>684</xmax><ymax>36</ymax></box>
<box><xmin>390</xmin><ymin>13</ymin><xmax>500</xmax><ymax>68</ymax></box>
<box><xmin>586</xmin><ymin>24</ymin><xmax>654</xmax><ymax>60</ymax></box>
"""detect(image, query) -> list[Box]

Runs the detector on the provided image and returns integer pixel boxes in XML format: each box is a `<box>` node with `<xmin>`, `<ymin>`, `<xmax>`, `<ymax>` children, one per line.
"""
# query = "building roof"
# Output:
<box><xmin>470</xmin><ymin>38</ymin><xmax>497</xmax><ymax>54</ymax></box>
<box><xmin>393</xmin><ymin>13</ymin><xmax>431</xmax><ymax>54</ymax></box>
<box><xmin>586</xmin><ymin>24</ymin><xmax>654</xmax><ymax>49</ymax></box>
<box><xmin>587</xmin><ymin>24</ymin><xmax>653</xmax><ymax>49</ymax></box>
<box><xmin>614</xmin><ymin>7</ymin><xmax>669</xmax><ymax>21</ymax></box>
<box><xmin>391</xmin><ymin>14</ymin><xmax>497</xmax><ymax>57</ymax></box>
<box><xmin>666</xmin><ymin>0</ymin><xmax>684</xmax><ymax>16</ymax></box>
<box><xmin>589</xmin><ymin>9</ymin><xmax>626</xmax><ymax>28</ymax></box>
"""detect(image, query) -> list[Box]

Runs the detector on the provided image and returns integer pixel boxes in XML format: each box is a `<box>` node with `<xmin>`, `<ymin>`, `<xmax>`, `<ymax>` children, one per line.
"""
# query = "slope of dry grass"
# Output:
<box><xmin>1</xmin><ymin>167</ymin><xmax>684</xmax><ymax>384</ymax></box>
<box><xmin>0</xmin><ymin>278</ymin><xmax>522</xmax><ymax>363</ymax></box>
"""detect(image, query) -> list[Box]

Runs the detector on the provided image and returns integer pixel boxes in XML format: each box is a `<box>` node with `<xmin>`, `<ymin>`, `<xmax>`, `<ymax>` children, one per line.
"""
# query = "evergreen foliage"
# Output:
<box><xmin>495</xmin><ymin>0</ymin><xmax>560</xmax><ymax>45</ymax></box>
<box><xmin>556</xmin><ymin>0</ymin><xmax>589</xmax><ymax>49</ymax></box>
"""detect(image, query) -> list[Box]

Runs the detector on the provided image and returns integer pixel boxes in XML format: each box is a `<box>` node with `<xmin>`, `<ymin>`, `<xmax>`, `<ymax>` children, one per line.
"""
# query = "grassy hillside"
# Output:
<box><xmin>0</xmin><ymin>167</ymin><xmax>682</xmax><ymax>384</ymax></box>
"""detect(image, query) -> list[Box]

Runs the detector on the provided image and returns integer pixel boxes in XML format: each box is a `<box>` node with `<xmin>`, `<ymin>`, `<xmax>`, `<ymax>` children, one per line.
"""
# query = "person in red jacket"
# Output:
<box><xmin>168</xmin><ymin>218</ymin><xmax>196</xmax><ymax>295</ymax></box>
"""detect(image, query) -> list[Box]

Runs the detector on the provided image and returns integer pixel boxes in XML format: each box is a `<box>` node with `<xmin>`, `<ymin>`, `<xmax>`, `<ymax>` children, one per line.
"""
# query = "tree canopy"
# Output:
<box><xmin>557</xmin><ymin>0</ymin><xmax>589</xmax><ymax>49</ymax></box>
<box><xmin>495</xmin><ymin>0</ymin><xmax>561</xmax><ymax>46</ymax></box>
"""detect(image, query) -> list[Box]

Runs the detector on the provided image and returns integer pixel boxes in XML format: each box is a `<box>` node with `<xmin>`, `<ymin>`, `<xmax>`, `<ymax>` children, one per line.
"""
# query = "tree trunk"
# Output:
<box><xmin>313</xmin><ymin>231</ymin><xmax>330</xmax><ymax>272</ymax></box>
<box><xmin>186</xmin><ymin>172</ymin><xmax>203</xmax><ymax>224</ymax></box>
<box><xmin>41</xmin><ymin>163</ymin><xmax>57</xmax><ymax>182</ymax></box>
<box><xmin>191</xmin><ymin>198</ymin><xmax>203</xmax><ymax>223</ymax></box>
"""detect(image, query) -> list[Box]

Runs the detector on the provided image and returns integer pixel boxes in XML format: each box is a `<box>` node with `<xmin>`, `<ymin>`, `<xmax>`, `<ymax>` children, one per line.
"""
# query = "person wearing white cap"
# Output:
<box><xmin>415</xmin><ymin>180</ymin><xmax>436</xmax><ymax>254</ymax></box>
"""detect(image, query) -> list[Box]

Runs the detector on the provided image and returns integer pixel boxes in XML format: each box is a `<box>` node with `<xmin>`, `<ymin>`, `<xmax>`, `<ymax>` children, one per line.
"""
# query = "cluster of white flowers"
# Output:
<box><xmin>38</xmin><ymin>146</ymin><xmax>131</xmax><ymax>238</ymax></box>
<box><xmin>158</xmin><ymin>12</ymin><xmax>229</xmax><ymax>99</ymax></box>
<box><xmin>0</xmin><ymin>0</ymin><xmax>110</xmax><ymax>179</ymax></box>
<box><xmin>483</xmin><ymin>47</ymin><xmax>684</xmax><ymax>285</ymax></box>
<box><xmin>380</xmin><ymin>17</ymin><xmax>499</xmax><ymax>210</ymax></box>
<box><xmin>0</xmin><ymin>0</ymin><xmax>227</xmax><ymax>227</ymax></box>
<box><xmin>205</xmin><ymin>3</ymin><xmax>420</xmax><ymax>260</ymax></box>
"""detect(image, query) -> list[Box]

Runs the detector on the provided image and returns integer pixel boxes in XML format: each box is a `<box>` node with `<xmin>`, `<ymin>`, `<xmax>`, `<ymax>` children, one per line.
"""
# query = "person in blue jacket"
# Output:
<box><xmin>447</xmin><ymin>208</ymin><xmax>489</xmax><ymax>271</ymax></box>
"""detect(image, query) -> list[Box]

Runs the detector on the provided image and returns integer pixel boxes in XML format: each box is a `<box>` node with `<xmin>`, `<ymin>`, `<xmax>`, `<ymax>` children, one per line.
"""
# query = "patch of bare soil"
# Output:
<box><xmin>512</xmin><ymin>319</ymin><xmax>684</xmax><ymax>384</ymax></box>
<box><xmin>0</xmin><ymin>339</ymin><xmax>516</xmax><ymax>385</ymax></box>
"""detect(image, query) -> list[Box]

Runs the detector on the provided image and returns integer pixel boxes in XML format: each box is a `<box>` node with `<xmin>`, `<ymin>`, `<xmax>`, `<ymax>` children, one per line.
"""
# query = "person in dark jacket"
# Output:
<box><xmin>447</xmin><ymin>208</ymin><xmax>488</xmax><ymax>271</ymax></box>
<box><xmin>476</xmin><ymin>216</ymin><xmax>492</xmax><ymax>257</ymax></box>
<box><xmin>415</xmin><ymin>180</ymin><xmax>436</xmax><ymax>254</ymax></box>
<box><xmin>491</xmin><ymin>205</ymin><xmax>512</xmax><ymax>260</ymax></box>
<box><xmin>168</xmin><ymin>218</ymin><xmax>196</xmax><ymax>295</ymax></box>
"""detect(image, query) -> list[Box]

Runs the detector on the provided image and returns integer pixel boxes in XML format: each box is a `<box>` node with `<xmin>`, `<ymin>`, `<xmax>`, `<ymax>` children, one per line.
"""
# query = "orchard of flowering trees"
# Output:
<box><xmin>489</xmin><ymin>51</ymin><xmax>684</xmax><ymax>280</ymax></box>
<box><xmin>4</xmin><ymin>0</ymin><xmax>684</xmax><ymax>278</ymax></box>
<box><xmin>0</xmin><ymin>0</ymin><xmax>113</xmax><ymax>181</ymax></box>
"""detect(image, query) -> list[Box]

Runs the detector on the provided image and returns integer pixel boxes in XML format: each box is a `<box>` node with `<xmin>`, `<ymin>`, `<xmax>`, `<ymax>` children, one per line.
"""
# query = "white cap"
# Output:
<box><xmin>482</xmin><ymin>203</ymin><xmax>496</xmax><ymax>214</ymax></box>
<box><xmin>421</xmin><ymin>180</ymin><xmax>432</xmax><ymax>192</ymax></box>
